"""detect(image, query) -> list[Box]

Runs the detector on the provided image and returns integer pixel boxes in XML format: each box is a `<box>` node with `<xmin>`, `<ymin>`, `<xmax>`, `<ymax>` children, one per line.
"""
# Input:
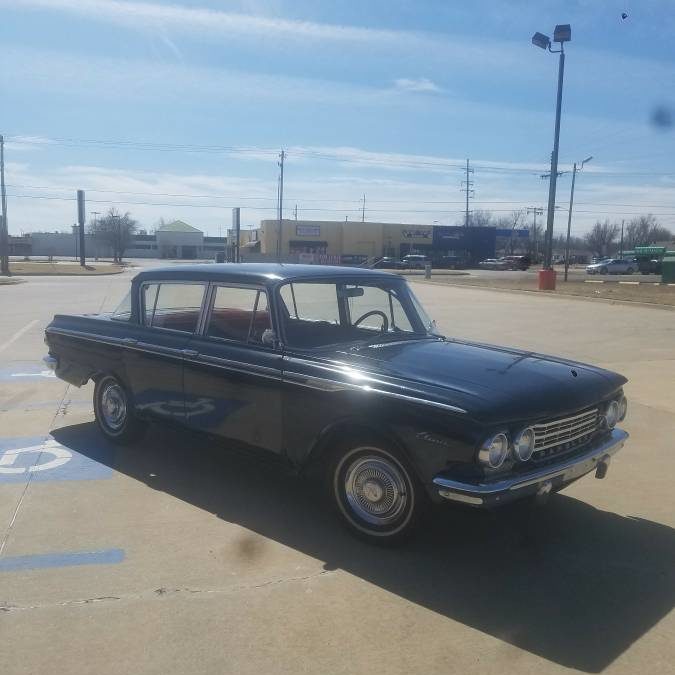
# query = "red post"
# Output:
<box><xmin>538</xmin><ymin>268</ymin><xmax>557</xmax><ymax>290</ymax></box>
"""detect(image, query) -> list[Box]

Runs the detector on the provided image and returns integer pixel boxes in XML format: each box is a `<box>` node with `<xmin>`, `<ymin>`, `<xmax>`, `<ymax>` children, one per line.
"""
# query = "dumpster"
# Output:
<box><xmin>661</xmin><ymin>256</ymin><xmax>675</xmax><ymax>284</ymax></box>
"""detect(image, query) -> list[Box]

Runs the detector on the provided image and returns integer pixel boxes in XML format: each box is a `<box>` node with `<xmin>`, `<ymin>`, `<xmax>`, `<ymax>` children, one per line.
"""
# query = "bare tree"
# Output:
<box><xmin>468</xmin><ymin>209</ymin><xmax>494</xmax><ymax>227</ymax></box>
<box><xmin>495</xmin><ymin>210</ymin><xmax>526</xmax><ymax>254</ymax></box>
<box><xmin>584</xmin><ymin>219</ymin><xmax>619</xmax><ymax>257</ymax></box>
<box><xmin>88</xmin><ymin>207</ymin><xmax>138</xmax><ymax>263</ymax></box>
<box><xmin>625</xmin><ymin>214</ymin><xmax>672</xmax><ymax>249</ymax></box>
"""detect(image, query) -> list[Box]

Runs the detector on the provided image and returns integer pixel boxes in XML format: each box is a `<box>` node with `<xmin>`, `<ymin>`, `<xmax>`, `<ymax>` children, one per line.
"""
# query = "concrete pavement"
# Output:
<box><xmin>0</xmin><ymin>262</ymin><xmax>673</xmax><ymax>675</ymax></box>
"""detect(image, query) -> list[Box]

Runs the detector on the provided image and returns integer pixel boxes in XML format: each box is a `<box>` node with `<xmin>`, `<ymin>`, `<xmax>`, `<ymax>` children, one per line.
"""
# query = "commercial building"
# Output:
<box><xmin>258</xmin><ymin>219</ymin><xmax>508</xmax><ymax>264</ymax></box>
<box><xmin>10</xmin><ymin>220</ymin><xmax>228</xmax><ymax>260</ymax></box>
<box><xmin>259</xmin><ymin>219</ymin><xmax>435</xmax><ymax>263</ymax></box>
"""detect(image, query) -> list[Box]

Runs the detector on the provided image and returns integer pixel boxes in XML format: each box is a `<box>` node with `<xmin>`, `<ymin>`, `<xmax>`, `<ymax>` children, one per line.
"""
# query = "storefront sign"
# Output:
<box><xmin>402</xmin><ymin>228</ymin><xmax>432</xmax><ymax>239</ymax></box>
<box><xmin>296</xmin><ymin>225</ymin><xmax>321</xmax><ymax>237</ymax></box>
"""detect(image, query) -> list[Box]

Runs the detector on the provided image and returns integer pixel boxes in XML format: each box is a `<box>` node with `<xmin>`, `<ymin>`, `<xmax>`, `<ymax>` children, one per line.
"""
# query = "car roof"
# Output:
<box><xmin>133</xmin><ymin>263</ymin><xmax>398</xmax><ymax>285</ymax></box>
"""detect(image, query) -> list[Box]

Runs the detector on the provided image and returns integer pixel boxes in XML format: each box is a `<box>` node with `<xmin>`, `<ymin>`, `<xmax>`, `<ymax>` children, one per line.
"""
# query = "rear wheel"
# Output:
<box><xmin>327</xmin><ymin>439</ymin><xmax>427</xmax><ymax>545</ymax></box>
<box><xmin>626</xmin><ymin>267</ymin><xmax>634</xmax><ymax>274</ymax></box>
<box><xmin>93</xmin><ymin>374</ymin><xmax>145</xmax><ymax>444</ymax></box>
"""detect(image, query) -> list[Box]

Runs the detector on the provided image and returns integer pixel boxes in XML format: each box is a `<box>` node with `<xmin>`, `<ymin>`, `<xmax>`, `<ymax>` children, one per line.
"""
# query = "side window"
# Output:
<box><xmin>144</xmin><ymin>283</ymin><xmax>206</xmax><ymax>333</ymax></box>
<box><xmin>346</xmin><ymin>285</ymin><xmax>414</xmax><ymax>332</ymax></box>
<box><xmin>206</xmin><ymin>286</ymin><xmax>271</xmax><ymax>343</ymax></box>
<box><xmin>280</xmin><ymin>282</ymin><xmax>340</xmax><ymax>323</ymax></box>
<box><xmin>111</xmin><ymin>290</ymin><xmax>132</xmax><ymax>322</ymax></box>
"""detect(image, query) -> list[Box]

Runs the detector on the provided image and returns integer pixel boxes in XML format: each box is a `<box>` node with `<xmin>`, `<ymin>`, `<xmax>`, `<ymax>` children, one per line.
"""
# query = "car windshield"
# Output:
<box><xmin>278</xmin><ymin>278</ymin><xmax>440</xmax><ymax>348</ymax></box>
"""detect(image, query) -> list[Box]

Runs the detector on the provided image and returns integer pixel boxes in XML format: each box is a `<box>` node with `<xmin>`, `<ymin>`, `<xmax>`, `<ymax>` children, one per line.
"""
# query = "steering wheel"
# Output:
<box><xmin>353</xmin><ymin>310</ymin><xmax>389</xmax><ymax>332</ymax></box>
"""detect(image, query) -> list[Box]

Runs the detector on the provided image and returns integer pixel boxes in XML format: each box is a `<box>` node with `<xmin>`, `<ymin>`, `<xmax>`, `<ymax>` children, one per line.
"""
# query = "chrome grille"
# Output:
<box><xmin>533</xmin><ymin>408</ymin><xmax>599</xmax><ymax>453</ymax></box>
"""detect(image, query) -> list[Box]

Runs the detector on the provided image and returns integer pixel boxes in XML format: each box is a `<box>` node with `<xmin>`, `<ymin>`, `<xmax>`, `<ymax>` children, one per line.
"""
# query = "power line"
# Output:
<box><xmin>9</xmin><ymin>193</ymin><xmax>674</xmax><ymax>217</ymax></box>
<box><xmin>460</xmin><ymin>159</ymin><xmax>474</xmax><ymax>226</ymax></box>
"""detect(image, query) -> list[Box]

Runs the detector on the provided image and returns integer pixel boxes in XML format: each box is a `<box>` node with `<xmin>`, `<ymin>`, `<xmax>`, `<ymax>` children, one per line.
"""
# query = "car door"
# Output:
<box><xmin>124</xmin><ymin>280</ymin><xmax>207</xmax><ymax>423</ymax></box>
<box><xmin>182</xmin><ymin>283</ymin><xmax>284</xmax><ymax>454</ymax></box>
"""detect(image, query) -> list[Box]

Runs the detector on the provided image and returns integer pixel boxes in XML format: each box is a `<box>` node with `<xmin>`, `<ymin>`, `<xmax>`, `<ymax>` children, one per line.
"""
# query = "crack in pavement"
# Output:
<box><xmin>1</xmin><ymin>569</ymin><xmax>334</xmax><ymax>613</ymax></box>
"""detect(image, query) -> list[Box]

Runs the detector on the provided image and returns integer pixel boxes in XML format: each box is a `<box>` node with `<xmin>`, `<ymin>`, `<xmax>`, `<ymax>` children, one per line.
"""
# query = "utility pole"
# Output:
<box><xmin>563</xmin><ymin>156</ymin><xmax>592</xmax><ymax>281</ymax></box>
<box><xmin>361</xmin><ymin>194</ymin><xmax>366</xmax><ymax>223</ymax></box>
<box><xmin>460</xmin><ymin>159</ymin><xmax>474</xmax><ymax>227</ymax></box>
<box><xmin>276</xmin><ymin>149</ymin><xmax>285</xmax><ymax>262</ymax></box>
<box><xmin>293</xmin><ymin>204</ymin><xmax>298</xmax><ymax>221</ymax></box>
<box><xmin>527</xmin><ymin>207</ymin><xmax>544</xmax><ymax>262</ymax></box>
<box><xmin>0</xmin><ymin>135</ymin><xmax>9</xmax><ymax>275</ymax></box>
<box><xmin>620</xmin><ymin>219</ymin><xmax>625</xmax><ymax>258</ymax></box>
<box><xmin>77</xmin><ymin>190</ymin><xmax>86</xmax><ymax>266</ymax></box>
<box><xmin>232</xmin><ymin>208</ymin><xmax>241</xmax><ymax>263</ymax></box>
<box><xmin>91</xmin><ymin>212</ymin><xmax>100</xmax><ymax>261</ymax></box>
<box><xmin>563</xmin><ymin>163</ymin><xmax>577</xmax><ymax>282</ymax></box>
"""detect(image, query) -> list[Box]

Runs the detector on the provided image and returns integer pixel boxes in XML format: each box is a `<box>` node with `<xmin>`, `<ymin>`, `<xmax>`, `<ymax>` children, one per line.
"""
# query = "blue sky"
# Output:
<box><xmin>2</xmin><ymin>0</ymin><xmax>675</xmax><ymax>236</ymax></box>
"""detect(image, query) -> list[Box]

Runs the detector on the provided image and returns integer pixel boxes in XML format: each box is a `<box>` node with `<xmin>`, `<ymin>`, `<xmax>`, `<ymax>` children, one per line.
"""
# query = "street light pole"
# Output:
<box><xmin>544</xmin><ymin>45</ymin><xmax>565</xmax><ymax>271</ymax></box>
<box><xmin>564</xmin><ymin>155</ymin><xmax>592</xmax><ymax>281</ymax></box>
<box><xmin>532</xmin><ymin>24</ymin><xmax>571</xmax><ymax>290</ymax></box>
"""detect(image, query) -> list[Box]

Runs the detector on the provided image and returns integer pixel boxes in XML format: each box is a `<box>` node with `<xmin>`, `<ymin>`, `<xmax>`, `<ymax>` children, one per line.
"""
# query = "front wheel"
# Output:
<box><xmin>93</xmin><ymin>374</ymin><xmax>146</xmax><ymax>444</ymax></box>
<box><xmin>626</xmin><ymin>267</ymin><xmax>634</xmax><ymax>274</ymax></box>
<box><xmin>327</xmin><ymin>440</ymin><xmax>427</xmax><ymax>545</ymax></box>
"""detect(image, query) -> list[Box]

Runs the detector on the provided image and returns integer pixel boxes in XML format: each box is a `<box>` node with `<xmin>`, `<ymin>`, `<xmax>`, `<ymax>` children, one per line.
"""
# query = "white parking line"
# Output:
<box><xmin>0</xmin><ymin>320</ymin><xmax>39</xmax><ymax>355</ymax></box>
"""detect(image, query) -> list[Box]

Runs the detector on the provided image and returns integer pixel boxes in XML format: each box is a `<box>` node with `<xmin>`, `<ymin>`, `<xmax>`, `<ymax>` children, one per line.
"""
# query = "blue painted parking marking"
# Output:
<box><xmin>0</xmin><ymin>548</ymin><xmax>125</xmax><ymax>572</ymax></box>
<box><xmin>0</xmin><ymin>435</ymin><xmax>114</xmax><ymax>483</ymax></box>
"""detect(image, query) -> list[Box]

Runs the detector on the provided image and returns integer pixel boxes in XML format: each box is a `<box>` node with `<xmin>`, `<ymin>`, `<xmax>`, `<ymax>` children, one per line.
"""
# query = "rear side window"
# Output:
<box><xmin>111</xmin><ymin>290</ymin><xmax>132</xmax><ymax>322</ymax></box>
<box><xmin>142</xmin><ymin>282</ymin><xmax>206</xmax><ymax>333</ymax></box>
<box><xmin>206</xmin><ymin>286</ymin><xmax>271</xmax><ymax>343</ymax></box>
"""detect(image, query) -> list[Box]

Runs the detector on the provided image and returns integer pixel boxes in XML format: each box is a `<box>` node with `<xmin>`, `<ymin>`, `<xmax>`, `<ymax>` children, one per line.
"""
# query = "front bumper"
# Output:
<box><xmin>433</xmin><ymin>429</ymin><xmax>628</xmax><ymax>507</ymax></box>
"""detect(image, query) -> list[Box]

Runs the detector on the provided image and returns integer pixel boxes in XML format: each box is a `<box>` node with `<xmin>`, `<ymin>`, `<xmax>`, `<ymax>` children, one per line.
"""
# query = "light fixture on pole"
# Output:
<box><xmin>532</xmin><ymin>23</ymin><xmax>571</xmax><ymax>290</ymax></box>
<box><xmin>564</xmin><ymin>155</ymin><xmax>592</xmax><ymax>282</ymax></box>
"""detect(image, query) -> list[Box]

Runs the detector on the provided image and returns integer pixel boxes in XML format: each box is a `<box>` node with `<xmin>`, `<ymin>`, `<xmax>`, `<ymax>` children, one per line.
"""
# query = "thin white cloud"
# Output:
<box><xmin>394</xmin><ymin>78</ymin><xmax>442</xmax><ymax>94</ymax></box>
<box><xmin>1</xmin><ymin>45</ymin><xmax>390</xmax><ymax>106</ymax></box>
<box><xmin>4</xmin><ymin>135</ymin><xmax>55</xmax><ymax>151</ymax></box>
<box><xmin>11</xmin><ymin>0</ymin><xmax>402</xmax><ymax>43</ymax></box>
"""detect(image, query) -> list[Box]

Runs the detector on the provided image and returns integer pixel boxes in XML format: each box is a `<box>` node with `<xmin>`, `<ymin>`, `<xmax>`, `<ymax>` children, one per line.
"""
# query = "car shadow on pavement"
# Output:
<box><xmin>52</xmin><ymin>422</ymin><xmax>675</xmax><ymax>674</ymax></box>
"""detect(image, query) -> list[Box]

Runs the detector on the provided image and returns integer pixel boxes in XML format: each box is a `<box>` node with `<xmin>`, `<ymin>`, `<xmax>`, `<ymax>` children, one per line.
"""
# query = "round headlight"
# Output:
<box><xmin>513</xmin><ymin>427</ymin><xmax>535</xmax><ymax>461</ymax></box>
<box><xmin>605</xmin><ymin>400</ymin><xmax>620</xmax><ymax>429</ymax></box>
<box><xmin>618</xmin><ymin>396</ymin><xmax>628</xmax><ymax>421</ymax></box>
<box><xmin>479</xmin><ymin>433</ymin><xmax>509</xmax><ymax>468</ymax></box>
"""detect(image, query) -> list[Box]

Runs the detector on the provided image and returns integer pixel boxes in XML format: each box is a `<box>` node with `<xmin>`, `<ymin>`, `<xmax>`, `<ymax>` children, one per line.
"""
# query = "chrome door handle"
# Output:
<box><xmin>182</xmin><ymin>349</ymin><xmax>199</xmax><ymax>357</ymax></box>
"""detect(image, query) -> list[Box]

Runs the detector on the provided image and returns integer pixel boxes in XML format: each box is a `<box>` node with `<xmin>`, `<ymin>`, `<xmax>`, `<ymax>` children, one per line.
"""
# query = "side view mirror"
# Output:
<box><xmin>261</xmin><ymin>329</ymin><xmax>280</xmax><ymax>348</ymax></box>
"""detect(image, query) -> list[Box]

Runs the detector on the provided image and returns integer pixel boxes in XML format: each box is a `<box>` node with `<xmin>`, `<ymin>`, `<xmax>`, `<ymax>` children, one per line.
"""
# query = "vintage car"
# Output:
<box><xmin>44</xmin><ymin>264</ymin><xmax>629</xmax><ymax>543</ymax></box>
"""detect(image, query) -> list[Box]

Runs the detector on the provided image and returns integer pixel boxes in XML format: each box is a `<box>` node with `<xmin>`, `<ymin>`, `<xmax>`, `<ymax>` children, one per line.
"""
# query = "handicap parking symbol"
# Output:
<box><xmin>0</xmin><ymin>436</ymin><xmax>114</xmax><ymax>483</ymax></box>
<box><xmin>0</xmin><ymin>438</ymin><xmax>71</xmax><ymax>474</ymax></box>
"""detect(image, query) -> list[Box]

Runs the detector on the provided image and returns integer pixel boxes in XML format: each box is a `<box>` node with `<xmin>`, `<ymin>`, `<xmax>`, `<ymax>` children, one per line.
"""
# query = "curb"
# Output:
<box><xmin>6</xmin><ymin>269</ymin><xmax>125</xmax><ymax>277</ymax></box>
<box><xmin>410</xmin><ymin>279</ymin><xmax>675</xmax><ymax>312</ymax></box>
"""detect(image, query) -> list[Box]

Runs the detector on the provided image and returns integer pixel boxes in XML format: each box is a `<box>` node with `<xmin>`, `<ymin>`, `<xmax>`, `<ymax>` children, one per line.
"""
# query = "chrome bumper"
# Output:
<box><xmin>433</xmin><ymin>429</ymin><xmax>628</xmax><ymax>507</ymax></box>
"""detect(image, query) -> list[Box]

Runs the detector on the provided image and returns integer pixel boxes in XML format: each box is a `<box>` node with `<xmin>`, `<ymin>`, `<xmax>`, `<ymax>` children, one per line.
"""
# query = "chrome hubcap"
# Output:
<box><xmin>101</xmin><ymin>382</ymin><xmax>126</xmax><ymax>431</ymax></box>
<box><xmin>344</xmin><ymin>455</ymin><xmax>407</xmax><ymax>525</ymax></box>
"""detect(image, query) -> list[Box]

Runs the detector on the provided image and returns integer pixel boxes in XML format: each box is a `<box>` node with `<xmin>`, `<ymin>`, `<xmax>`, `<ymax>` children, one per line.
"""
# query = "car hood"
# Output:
<box><xmin>334</xmin><ymin>338</ymin><xmax>626</xmax><ymax>424</ymax></box>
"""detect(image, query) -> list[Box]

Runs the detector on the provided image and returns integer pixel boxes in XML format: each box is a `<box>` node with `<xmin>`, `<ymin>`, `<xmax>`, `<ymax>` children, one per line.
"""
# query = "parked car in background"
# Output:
<box><xmin>478</xmin><ymin>258</ymin><xmax>510</xmax><ymax>270</ymax></box>
<box><xmin>370</xmin><ymin>256</ymin><xmax>405</xmax><ymax>270</ymax></box>
<box><xmin>586</xmin><ymin>258</ymin><xmax>636</xmax><ymax>275</ymax></box>
<box><xmin>43</xmin><ymin>263</ymin><xmax>629</xmax><ymax>544</ymax></box>
<box><xmin>401</xmin><ymin>254</ymin><xmax>430</xmax><ymax>269</ymax></box>
<box><xmin>433</xmin><ymin>255</ymin><xmax>467</xmax><ymax>270</ymax></box>
<box><xmin>502</xmin><ymin>255</ymin><xmax>531</xmax><ymax>270</ymax></box>
<box><xmin>638</xmin><ymin>258</ymin><xmax>663</xmax><ymax>275</ymax></box>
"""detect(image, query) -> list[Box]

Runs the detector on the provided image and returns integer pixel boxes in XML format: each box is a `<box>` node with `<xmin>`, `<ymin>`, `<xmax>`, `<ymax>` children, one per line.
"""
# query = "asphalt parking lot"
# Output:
<box><xmin>1</xmin><ymin>261</ymin><xmax>674</xmax><ymax>675</ymax></box>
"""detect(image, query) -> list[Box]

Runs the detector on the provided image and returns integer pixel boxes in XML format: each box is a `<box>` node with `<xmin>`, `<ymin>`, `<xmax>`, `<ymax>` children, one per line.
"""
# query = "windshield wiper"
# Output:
<box><xmin>354</xmin><ymin>332</ymin><xmax>441</xmax><ymax>349</ymax></box>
